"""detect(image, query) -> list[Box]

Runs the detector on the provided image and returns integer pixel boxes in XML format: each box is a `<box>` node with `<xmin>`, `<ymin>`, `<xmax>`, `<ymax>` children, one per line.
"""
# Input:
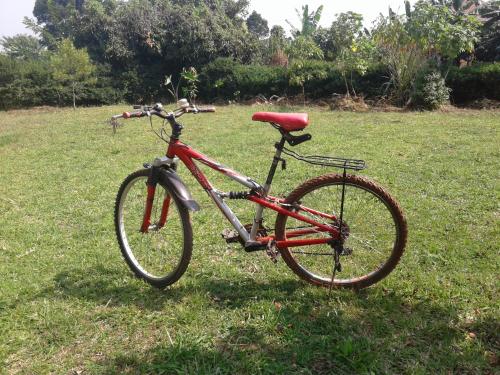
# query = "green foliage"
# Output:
<box><xmin>50</xmin><ymin>39</ymin><xmax>96</xmax><ymax>109</ymax></box>
<box><xmin>289</xmin><ymin>59</ymin><xmax>330</xmax><ymax>85</ymax></box>
<box><xmin>412</xmin><ymin>69</ymin><xmax>451</xmax><ymax>109</ymax></box>
<box><xmin>288</xmin><ymin>59</ymin><xmax>328</xmax><ymax>102</ymax></box>
<box><xmin>476</xmin><ymin>0</ymin><xmax>500</xmax><ymax>61</ymax></box>
<box><xmin>246</xmin><ymin>11</ymin><xmax>269</xmax><ymax>38</ymax></box>
<box><xmin>198</xmin><ymin>58</ymin><xmax>389</xmax><ymax>100</ymax></box>
<box><xmin>326</xmin><ymin>12</ymin><xmax>374</xmax><ymax>96</ymax></box>
<box><xmin>29</xmin><ymin>0</ymin><xmax>260</xmax><ymax>102</ymax></box>
<box><xmin>325</xmin><ymin>12</ymin><xmax>365</xmax><ymax>58</ymax></box>
<box><xmin>268</xmin><ymin>26</ymin><xmax>288</xmax><ymax>55</ymax></box>
<box><xmin>373</xmin><ymin>1</ymin><xmax>481</xmax><ymax>105</ymax></box>
<box><xmin>51</xmin><ymin>39</ymin><xmax>95</xmax><ymax>83</ymax></box>
<box><xmin>373</xmin><ymin>16</ymin><xmax>426</xmax><ymax>104</ymax></box>
<box><xmin>181</xmin><ymin>67</ymin><xmax>200</xmax><ymax>103</ymax></box>
<box><xmin>446</xmin><ymin>62</ymin><xmax>500</xmax><ymax>103</ymax></box>
<box><xmin>1</xmin><ymin>0</ymin><xmax>495</xmax><ymax>110</ymax></box>
<box><xmin>286</xmin><ymin>5</ymin><xmax>324</xmax><ymax>37</ymax></box>
<box><xmin>430</xmin><ymin>0</ymin><xmax>480</xmax><ymax>14</ymax></box>
<box><xmin>0</xmin><ymin>34</ymin><xmax>44</xmax><ymax>60</ymax></box>
<box><xmin>199</xmin><ymin>58</ymin><xmax>288</xmax><ymax>99</ymax></box>
<box><xmin>33</xmin><ymin>0</ymin><xmax>85</xmax><ymax>48</ymax></box>
<box><xmin>0</xmin><ymin>54</ymin><xmax>123</xmax><ymax>110</ymax></box>
<box><xmin>285</xmin><ymin>35</ymin><xmax>325</xmax><ymax>102</ymax></box>
<box><xmin>285</xmin><ymin>36</ymin><xmax>324</xmax><ymax>62</ymax></box>
<box><xmin>408</xmin><ymin>1</ymin><xmax>481</xmax><ymax>59</ymax></box>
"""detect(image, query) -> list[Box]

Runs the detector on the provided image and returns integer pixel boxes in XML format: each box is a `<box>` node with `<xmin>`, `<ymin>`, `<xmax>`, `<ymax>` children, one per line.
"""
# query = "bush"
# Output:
<box><xmin>412</xmin><ymin>69</ymin><xmax>451</xmax><ymax>110</ymax></box>
<box><xmin>0</xmin><ymin>56</ymin><xmax>125</xmax><ymax>110</ymax></box>
<box><xmin>446</xmin><ymin>63</ymin><xmax>500</xmax><ymax>104</ymax></box>
<box><xmin>199</xmin><ymin>58</ymin><xmax>288</xmax><ymax>100</ymax></box>
<box><xmin>199</xmin><ymin>58</ymin><xmax>388</xmax><ymax>101</ymax></box>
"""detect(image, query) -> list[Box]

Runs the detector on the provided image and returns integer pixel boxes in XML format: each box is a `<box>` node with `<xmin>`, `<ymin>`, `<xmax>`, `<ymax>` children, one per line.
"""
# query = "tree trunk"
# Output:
<box><xmin>350</xmin><ymin>71</ymin><xmax>357</xmax><ymax>98</ymax></box>
<box><xmin>343</xmin><ymin>74</ymin><xmax>350</xmax><ymax>97</ymax></box>
<box><xmin>302</xmin><ymin>84</ymin><xmax>306</xmax><ymax>107</ymax></box>
<box><xmin>72</xmin><ymin>83</ymin><xmax>76</xmax><ymax>110</ymax></box>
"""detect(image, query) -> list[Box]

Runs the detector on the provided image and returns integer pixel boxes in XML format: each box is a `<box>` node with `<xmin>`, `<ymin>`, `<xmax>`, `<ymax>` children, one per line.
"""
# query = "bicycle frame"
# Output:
<box><xmin>142</xmin><ymin>138</ymin><xmax>341</xmax><ymax>250</ymax></box>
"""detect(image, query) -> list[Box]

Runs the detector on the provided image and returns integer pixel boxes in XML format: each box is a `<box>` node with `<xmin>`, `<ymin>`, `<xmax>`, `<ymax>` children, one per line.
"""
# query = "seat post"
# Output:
<box><xmin>249</xmin><ymin>134</ymin><xmax>286</xmax><ymax>241</ymax></box>
<box><xmin>264</xmin><ymin>135</ymin><xmax>286</xmax><ymax>190</ymax></box>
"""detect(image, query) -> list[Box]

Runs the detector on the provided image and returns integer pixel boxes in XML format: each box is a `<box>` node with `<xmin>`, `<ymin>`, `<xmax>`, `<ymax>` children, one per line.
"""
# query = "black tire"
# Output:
<box><xmin>275</xmin><ymin>173</ymin><xmax>407</xmax><ymax>289</ymax></box>
<box><xmin>114</xmin><ymin>169</ymin><xmax>193</xmax><ymax>288</ymax></box>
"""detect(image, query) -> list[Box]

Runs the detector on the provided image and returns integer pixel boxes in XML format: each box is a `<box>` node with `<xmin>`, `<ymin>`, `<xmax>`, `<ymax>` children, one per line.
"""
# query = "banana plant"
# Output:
<box><xmin>286</xmin><ymin>5</ymin><xmax>324</xmax><ymax>38</ymax></box>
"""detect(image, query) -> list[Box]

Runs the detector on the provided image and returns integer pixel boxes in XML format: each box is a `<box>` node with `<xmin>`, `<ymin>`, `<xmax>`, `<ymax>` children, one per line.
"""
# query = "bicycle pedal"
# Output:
<box><xmin>266</xmin><ymin>240</ymin><xmax>280</xmax><ymax>263</ymax></box>
<box><xmin>221</xmin><ymin>228</ymin><xmax>240</xmax><ymax>243</ymax></box>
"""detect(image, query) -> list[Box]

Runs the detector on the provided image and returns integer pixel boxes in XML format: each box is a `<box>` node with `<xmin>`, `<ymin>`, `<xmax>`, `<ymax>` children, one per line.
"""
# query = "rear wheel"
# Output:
<box><xmin>114</xmin><ymin>169</ymin><xmax>192</xmax><ymax>288</ymax></box>
<box><xmin>275</xmin><ymin>174</ymin><xmax>407</xmax><ymax>289</ymax></box>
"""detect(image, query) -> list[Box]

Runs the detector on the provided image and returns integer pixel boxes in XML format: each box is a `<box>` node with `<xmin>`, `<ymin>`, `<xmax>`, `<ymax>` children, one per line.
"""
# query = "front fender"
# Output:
<box><xmin>159</xmin><ymin>168</ymin><xmax>200</xmax><ymax>212</ymax></box>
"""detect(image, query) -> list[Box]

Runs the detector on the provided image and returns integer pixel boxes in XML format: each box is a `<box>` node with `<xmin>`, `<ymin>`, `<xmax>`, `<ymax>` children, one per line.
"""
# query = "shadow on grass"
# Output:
<box><xmin>27</xmin><ymin>266</ymin><xmax>495</xmax><ymax>373</ymax></box>
<box><xmin>96</xmin><ymin>278</ymin><xmax>490</xmax><ymax>374</ymax></box>
<box><xmin>98</xmin><ymin>288</ymin><xmax>495</xmax><ymax>374</ymax></box>
<box><xmin>28</xmin><ymin>265</ymin><xmax>304</xmax><ymax>311</ymax></box>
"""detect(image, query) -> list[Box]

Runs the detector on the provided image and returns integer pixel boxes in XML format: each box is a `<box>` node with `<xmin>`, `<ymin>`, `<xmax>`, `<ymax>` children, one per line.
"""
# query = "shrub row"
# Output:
<box><xmin>1</xmin><ymin>55</ymin><xmax>498</xmax><ymax>110</ymax></box>
<box><xmin>446</xmin><ymin>63</ymin><xmax>500</xmax><ymax>104</ymax></box>
<box><xmin>198</xmin><ymin>58</ymin><xmax>389</xmax><ymax>100</ymax></box>
<box><xmin>199</xmin><ymin>58</ymin><xmax>500</xmax><ymax>104</ymax></box>
<box><xmin>0</xmin><ymin>56</ymin><xmax>124</xmax><ymax>110</ymax></box>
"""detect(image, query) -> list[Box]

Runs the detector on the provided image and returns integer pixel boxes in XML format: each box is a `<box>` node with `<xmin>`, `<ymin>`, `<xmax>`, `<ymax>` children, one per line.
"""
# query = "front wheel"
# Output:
<box><xmin>275</xmin><ymin>174</ymin><xmax>407</xmax><ymax>289</ymax></box>
<box><xmin>114</xmin><ymin>169</ymin><xmax>193</xmax><ymax>288</ymax></box>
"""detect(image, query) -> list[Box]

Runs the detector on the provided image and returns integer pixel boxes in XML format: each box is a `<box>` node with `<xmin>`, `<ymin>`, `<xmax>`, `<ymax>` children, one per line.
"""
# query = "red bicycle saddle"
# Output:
<box><xmin>252</xmin><ymin>112</ymin><xmax>309</xmax><ymax>132</ymax></box>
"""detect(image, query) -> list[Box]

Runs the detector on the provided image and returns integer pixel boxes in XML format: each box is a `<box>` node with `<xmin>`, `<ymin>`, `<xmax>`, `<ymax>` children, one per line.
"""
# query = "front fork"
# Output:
<box><xmin>140</xmin><ymin>165</ymin><xmax>172</xmax><ymax>233</ymax></box>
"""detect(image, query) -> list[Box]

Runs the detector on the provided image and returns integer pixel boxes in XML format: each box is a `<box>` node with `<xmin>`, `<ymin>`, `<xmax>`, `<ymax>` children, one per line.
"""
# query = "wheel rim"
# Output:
<box><xmin>281</xmin><ymin>182</ymin><xmax>400</xmax><ymax>285</ymax></box>
<box><xmin>118</xmin><ymin>176</ymin><xmax>185</xmax><ymax>280</ymax></box>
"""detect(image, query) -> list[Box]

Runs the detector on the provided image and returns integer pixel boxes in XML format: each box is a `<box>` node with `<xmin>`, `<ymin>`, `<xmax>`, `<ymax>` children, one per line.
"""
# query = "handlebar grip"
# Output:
<box><xmin>197</xmin><ymin>106</ymin><xmax>216</xmax><ymax>113</ymax></box>
<box><xmin>132</xmin><ymin>105</ymin><xmax>142</xmax><ymax>109</ymax></box>
<box><xmin>123</xmin><ymin>111</ymin><xmax>144</xmax><ymax>119</ymax></box>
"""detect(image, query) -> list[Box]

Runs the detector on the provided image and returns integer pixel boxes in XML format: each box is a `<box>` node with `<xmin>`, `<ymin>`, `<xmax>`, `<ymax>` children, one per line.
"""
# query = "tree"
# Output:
<box><xmin>286</xmin><ymin>35</ymin><xmax>324</xmax><ymax>61</ymax></box>
<box><xmin>327</xmin><ymin>12</ymin><xmax>373</xmax><ymax>96</ymax></box>
<box><xmin>33</xmin><ymin>0</ymin><xmax>85</xmax><ymax>48</ymax></box>
<box><xmin>267</xmin><ymin>25</ymin><xmax>289</xmax><ymax>65</ymax></box>
<box><xmin>476</xmin><ymin>0</ymin><xmax>500</xmax><ymax>61</ymax></box>
<box><xmin>50</xmin><ymin>39</ymin><xmax>96</xmax><ymax>109</ymax></box>
<box><xmin>286</xmin><ymin>36</ymin><xmax>325</xmax><ymax>105</ymax></box>
<box><xmin>373</xmin><ymin>15</ymin><xmax>429</xmax><ymax>104</ymax></box>
<box><xmin>373</xmin><ymin>1</ymin><xmax>480</xmax><ymax>104</ymax></box>
<box><xmin>430</xmin><ymin>0</ymin><xmax>480</xmax><ymax>14</ymax></box>
<box><xmin>246</xmin><ymin>11</ymin><xmax>269</xmax><ymax>38</ymax></box>
<box><xmin>0</xmin><ymin>34</ymin><xmax>43</xmax><ymax>60</ymax></box>
<box><xmin>408</xmin><ymin>1</ymin><xmax>481</xmax><ymax>61</ymax></box>
<box><xmin>286</xmin><ymin>5</ymin><xmax>324</xmax><ymax>37</ymax></box>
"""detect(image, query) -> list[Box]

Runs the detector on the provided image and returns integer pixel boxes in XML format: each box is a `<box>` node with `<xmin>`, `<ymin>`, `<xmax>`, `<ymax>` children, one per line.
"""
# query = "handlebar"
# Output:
<box><xmin>111</xmin><ymin>102</ymin><xmax>216</xmax><ymax>122</ymax></box>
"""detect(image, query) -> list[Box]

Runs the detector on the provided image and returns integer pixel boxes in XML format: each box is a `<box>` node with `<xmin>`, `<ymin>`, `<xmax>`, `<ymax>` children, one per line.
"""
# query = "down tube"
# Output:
<box><xmin>175</xmin><ymin>146</ymin><xmax>251</xmax><ymax>242</ymax></box>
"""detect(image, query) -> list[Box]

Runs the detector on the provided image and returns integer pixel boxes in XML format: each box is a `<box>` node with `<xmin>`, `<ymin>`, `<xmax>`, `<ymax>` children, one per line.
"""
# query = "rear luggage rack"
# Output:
<box><xmin>282</xmin><ymin>147</ymin><xmax>366</xmax><ymax>171</ymax></box>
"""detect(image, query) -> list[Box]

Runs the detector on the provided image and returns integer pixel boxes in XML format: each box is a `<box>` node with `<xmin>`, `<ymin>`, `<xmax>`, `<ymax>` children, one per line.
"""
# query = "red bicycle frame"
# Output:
<box><xmin>141</xmin><ymin>138</ymin><xmax>340</xmax><ymax>250</ymax></box>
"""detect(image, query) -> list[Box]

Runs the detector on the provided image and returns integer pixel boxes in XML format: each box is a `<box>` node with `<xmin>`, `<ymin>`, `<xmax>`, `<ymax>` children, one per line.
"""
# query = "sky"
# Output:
<box><xmin>0</xmin><ymin>0</ymin><xmax>407</xmax><ymax>38</ymax></box>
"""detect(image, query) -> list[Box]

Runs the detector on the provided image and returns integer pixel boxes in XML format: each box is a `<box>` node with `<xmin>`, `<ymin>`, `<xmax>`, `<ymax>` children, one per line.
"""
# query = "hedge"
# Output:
<box><xmin>198</xmin><ymin>58</ymin><xmax>390</xmax><ymax>101</ymax></box>
<box><xmin>1</xmin><ymin>54</ymin><xmax>498</xmax><ymax>110</ymax></box>
<box><xmin>446</xmin><ymin>63</ymin><xmax>500</xmax><ymax>104</ymax></box>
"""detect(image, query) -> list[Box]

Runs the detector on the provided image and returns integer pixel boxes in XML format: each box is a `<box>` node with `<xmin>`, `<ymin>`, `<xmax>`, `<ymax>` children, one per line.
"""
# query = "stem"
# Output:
<box><xmin>72</xmin><ymin>83</ymin><xmax>76</xmax><ymax>110</ymax></box>
<box><xmin>302</xmin><ymin>84</ymin><xmax>305</xmax><ymax>107</ymax></box>
<box><xmin>350</xmin><ymin>71</ymin><xmax>357</xmax><ymax>98</ymax></box>
<box><xmin>343</xmin><ymin>74</ymin><xmax>350</xmax><ymax>97</ymax></box>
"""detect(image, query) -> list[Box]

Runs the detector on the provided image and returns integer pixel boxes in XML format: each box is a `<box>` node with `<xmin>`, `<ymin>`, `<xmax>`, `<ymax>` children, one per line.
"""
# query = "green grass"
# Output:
<box><xmin>0</xmin><ymin>105</ymin><xmax>498</xmax><ymax>374</ymax></box>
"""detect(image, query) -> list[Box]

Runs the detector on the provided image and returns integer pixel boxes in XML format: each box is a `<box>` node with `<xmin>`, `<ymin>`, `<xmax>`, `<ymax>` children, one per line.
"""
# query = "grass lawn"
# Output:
<box><xmin>0</xmin><ymin>104</ymin><xmax>498</xmax><ymax>374</ymax></box>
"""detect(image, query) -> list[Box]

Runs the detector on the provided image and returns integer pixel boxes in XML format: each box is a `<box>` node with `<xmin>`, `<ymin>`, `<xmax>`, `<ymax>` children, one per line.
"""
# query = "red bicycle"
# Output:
<box><xmin>111</xmin><ymin>100</ymin><xmax>407</xmax><ymax>290</ymax></box>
